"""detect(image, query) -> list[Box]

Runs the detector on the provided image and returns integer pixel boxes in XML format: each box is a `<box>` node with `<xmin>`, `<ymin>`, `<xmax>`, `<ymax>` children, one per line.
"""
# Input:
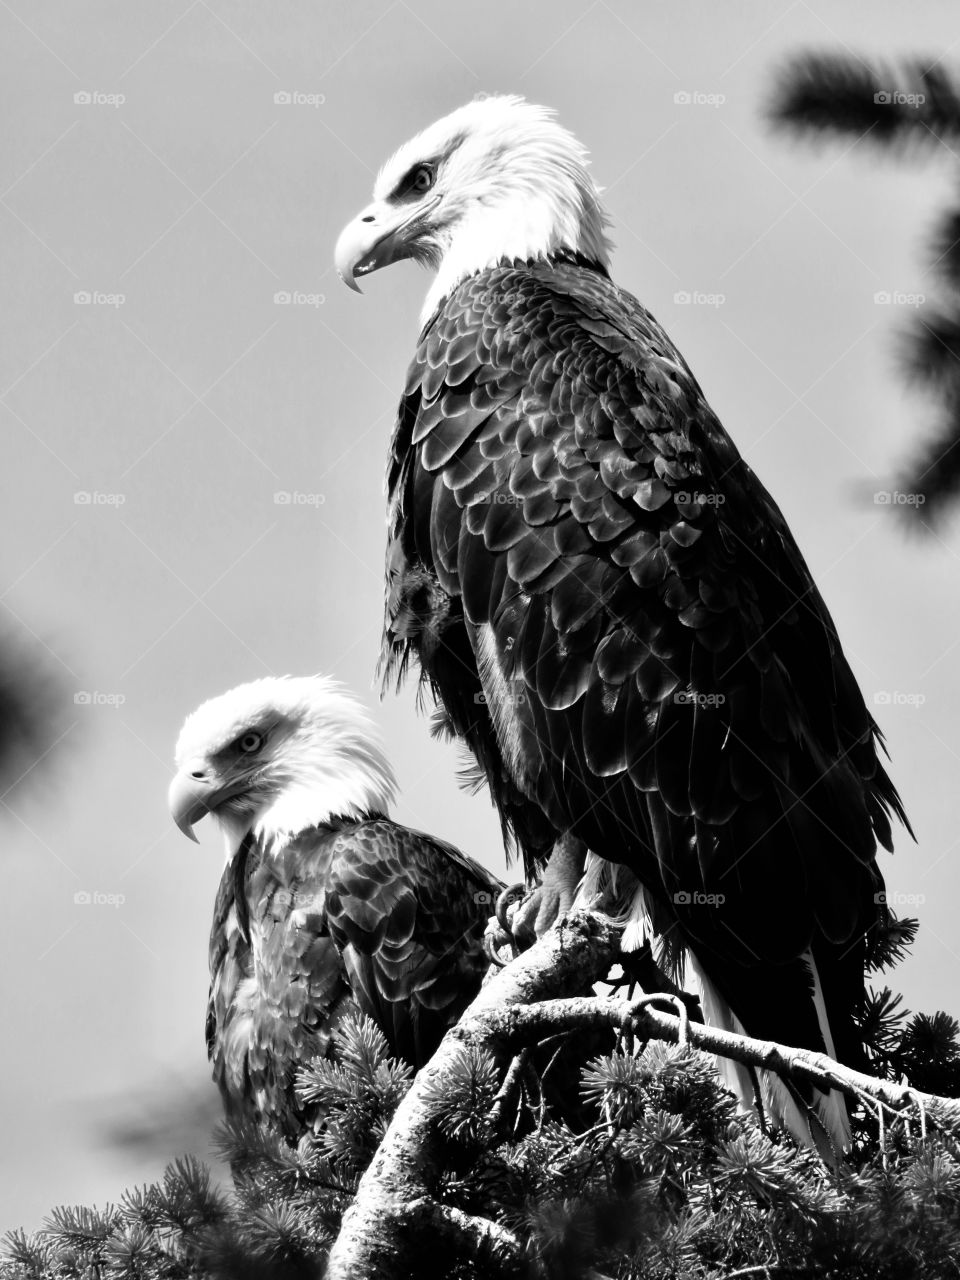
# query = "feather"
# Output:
<box><xmin>379</xmin><ymin>246</ymin><xmax>910</xmax><ymax>1151</ymax></box>
<box><xmin>177</xmin><ymin>677</ymin><xmax>504</xmax><ymax>1141</ymax></box>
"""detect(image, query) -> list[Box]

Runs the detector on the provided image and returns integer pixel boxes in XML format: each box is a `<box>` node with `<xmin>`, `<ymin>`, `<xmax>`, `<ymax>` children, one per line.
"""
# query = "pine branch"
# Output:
<box><xmin>401</xmin><ymin>1200</ymin><xmax>527</xmax><ymax>1277</ymax></box>
<box><xmin>325</xmin><ymin>908</ymin><xmax>960</xmax><ymax>1276</ymax></box>
<box><xmin>769</xmin><ymin>51</ymin><xmax>960</xmax><ymax>150</ymax></box>
<box><xmin>480</xmin><ymin>995</ymin><xmax>960</xmax><ymax>1131</ymax></box>
<box><xmin>324</xmin><ymin>910</ymin><xmax>621</xmax><ymax>1280</ymax></box>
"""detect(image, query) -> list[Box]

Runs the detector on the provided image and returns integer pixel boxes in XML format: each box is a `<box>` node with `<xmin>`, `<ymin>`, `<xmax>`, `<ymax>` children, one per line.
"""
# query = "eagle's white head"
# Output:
<box><xmin>168</xmin><ymin>675</ymin><xmax>397</xmax><ymax>858</ymax></box>
<box><xmin>335</xmin><ymin>94</ymin><xmax>612</xmax><ymax>323</ymax></box>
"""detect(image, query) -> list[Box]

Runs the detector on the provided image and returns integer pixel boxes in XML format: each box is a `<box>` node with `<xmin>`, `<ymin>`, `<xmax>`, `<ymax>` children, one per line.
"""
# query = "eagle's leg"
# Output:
<box><xmin>614</xmin><ymin>942</ymin><xmax>703</xmax><ymax>1023</ymax></box>
<box><xmin>509</xmin><ymin>832</ymin><xmax>587</xmax><ymax>946</ymax></box>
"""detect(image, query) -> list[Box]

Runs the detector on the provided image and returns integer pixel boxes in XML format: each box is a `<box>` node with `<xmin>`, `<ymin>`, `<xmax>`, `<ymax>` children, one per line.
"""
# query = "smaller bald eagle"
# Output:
<box><xmin>169</xmin><ymin>675</ymin><xmax>502</xmax><ymax>1138</ymax></box>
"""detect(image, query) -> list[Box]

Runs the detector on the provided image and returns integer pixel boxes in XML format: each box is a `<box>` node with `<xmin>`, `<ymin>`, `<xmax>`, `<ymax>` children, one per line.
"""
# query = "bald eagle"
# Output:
<box><xmin>335</xmin><ymin>95</ymin><xmax>911</xmax><ymax>1154</ymax></box>
<box><xmin>169</xmin><ymin>675</ymin><xmax>502</xmax><ymax>1138</ymax></box>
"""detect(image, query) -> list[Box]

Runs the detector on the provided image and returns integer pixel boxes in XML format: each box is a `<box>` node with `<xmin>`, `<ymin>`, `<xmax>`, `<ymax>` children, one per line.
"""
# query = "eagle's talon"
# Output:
<box><xmin>484</xmin><ymin>914</ymin><xmax>517</xmax><ymax>968</ymax></box>
<box><xmin>496</xmin><ymin>882</ymin><xmax>526</xmax><ymax>933</ymax></box>
<box><xmin>484</xmin><ymin>932</ymin><xmax>509</xmax><ymax>968</ymax></box>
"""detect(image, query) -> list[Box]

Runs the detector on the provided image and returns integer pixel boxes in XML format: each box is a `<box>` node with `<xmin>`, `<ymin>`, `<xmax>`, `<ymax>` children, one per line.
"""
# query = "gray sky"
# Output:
<box><xmin>4</xmin><ymin>0</ymin><xmax>960</xmax><ymax>1234</ymax></box>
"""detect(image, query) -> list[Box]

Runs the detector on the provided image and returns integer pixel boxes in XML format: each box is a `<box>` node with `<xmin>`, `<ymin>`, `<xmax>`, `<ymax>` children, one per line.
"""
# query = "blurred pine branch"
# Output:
<box><xmin>770</xmin><ymin>50</ymin><xmax>960</xmax><ymax>527</ymax></box>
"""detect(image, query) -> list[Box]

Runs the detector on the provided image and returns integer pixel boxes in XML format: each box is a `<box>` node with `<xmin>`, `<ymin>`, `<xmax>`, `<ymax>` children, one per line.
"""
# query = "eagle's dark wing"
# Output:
<box><xmin>206</xmin><ymin>833</ymin><xmax>355</xmax><ymax>1138</ymax></box>
<box><xmin>382</xmin><ymin>257</ymin><xmax>909</xmax><ymax>1066</ymax></box>
<box><xmin>207</xmin><ymin>821</ymin><xmax>502</xmax><ymax>1135</ymax></box>
<box><xmin>324</xmin><ymin>819</ymin><xmax>504</xmax><ymax>1067</ymax></box>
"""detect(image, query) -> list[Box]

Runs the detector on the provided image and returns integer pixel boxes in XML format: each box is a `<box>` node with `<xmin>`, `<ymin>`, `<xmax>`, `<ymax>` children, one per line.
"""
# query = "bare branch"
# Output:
<box><xmin>476</xmin><ymin>994</ymin><xmax>960</xmax><ymax>1127</ymax></box>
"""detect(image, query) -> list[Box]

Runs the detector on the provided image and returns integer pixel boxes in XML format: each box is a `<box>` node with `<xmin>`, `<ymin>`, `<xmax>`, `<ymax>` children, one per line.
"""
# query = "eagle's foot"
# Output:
<box><xmin>613</xmin><ymin>942</ymin><xmax>703</xmax><ymax>1022</ymax></box>
<box><xmin>484</xmin><ymin>883</ymin><xmax>526</xmax><ymax>967</ymax></box>
<box><xmin>507</xmin><ymin>833</ymin><xmax>588</xmax><ymax>949</ymax></box>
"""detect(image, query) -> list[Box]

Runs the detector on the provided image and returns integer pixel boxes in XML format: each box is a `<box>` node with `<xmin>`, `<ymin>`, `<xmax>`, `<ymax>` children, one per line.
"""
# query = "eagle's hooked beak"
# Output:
<box><xmin>335</xmin><ymin>195</ymin><xmax>440</xmax><ymax>292</ymax></box>
<box><xmin>168</xmin><ymin>768</ymin><xmax>227</xmax><ymax>843</ymax></box>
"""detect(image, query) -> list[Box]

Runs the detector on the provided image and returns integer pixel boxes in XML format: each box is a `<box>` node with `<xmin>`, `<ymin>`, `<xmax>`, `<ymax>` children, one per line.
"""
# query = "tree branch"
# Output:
<box><xmin>327</xmin><ymin>908</ymin><xmax>960</xmax><ymax>1279</ymax></box>
<box><xmin>324</xmin><ymin>910</ymin><xmax>620</xmax><ymax>1280</ymax></box>
<box><xmin>403</xmin><ymin>1199</ymin><xmax>527</xmax><ymax>1275</ymax></box>
<box><xmin>474</xmin><ymin>994</ymin><xmax>960</xmax><ymax>1127</ymax></box>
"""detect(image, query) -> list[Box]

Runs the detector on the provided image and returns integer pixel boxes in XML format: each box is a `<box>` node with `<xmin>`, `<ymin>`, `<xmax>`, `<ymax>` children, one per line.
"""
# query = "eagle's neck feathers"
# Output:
<box><xmin>420</xmin><ymin>124</ymin><xmax>612</xmax><ymax>324</ymax></box>
<box><xmin>251</xmin><ymin>742</ymin><xmax>396</xmax><ymax>855</ymax></box>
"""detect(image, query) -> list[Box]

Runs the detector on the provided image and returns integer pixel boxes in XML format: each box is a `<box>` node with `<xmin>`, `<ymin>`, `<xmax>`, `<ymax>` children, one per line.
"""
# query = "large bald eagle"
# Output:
<box><xmin>169</xmin><ymin>675</ymin><xmax>502</xmax><ymax>1138</ymax></box>
<box><xmin>335</xmin><ymin>95</ymin><xmax>911</xmax><ymax>1153</ymax></box>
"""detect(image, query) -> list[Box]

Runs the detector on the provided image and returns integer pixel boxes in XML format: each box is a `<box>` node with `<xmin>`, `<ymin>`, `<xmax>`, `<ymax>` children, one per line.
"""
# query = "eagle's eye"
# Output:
<box><xmin>237</xmin><ymin>731</ymin><xmax>264</xmax><ymax>755</ymax></box>
<box><xmin>410</xmin><ymin>164</ymin><xmax>435</xmax><ymax>194</ymax></box>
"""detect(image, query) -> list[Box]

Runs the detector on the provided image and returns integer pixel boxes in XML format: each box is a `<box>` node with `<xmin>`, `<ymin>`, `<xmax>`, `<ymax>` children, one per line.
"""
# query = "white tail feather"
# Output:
<box><xmin>575</xmin><ymin>854</ymin><xmax>652</xmax><ymax>952</ymax></box>
<box><xmin>686</xmin><ymin>950</ymin><xmax>851</xmax><ymax>1157</ymax></box>
<box><xmin>801</xmin><ymin>949</ymin><xmax>853</xmax><ymax>1152</ymax></box>
<box><xmin>572</xmin><ymin>855</ymin><xmax>851</xmax><ymax>1157</ymax></box>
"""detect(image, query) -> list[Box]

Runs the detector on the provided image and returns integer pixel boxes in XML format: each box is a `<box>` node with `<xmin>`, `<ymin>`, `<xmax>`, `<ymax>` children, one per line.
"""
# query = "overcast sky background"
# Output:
<box><xmin>3</xmin><ymin>0</ymin><xmax>960</xmax><ymax>1234</ymax></box>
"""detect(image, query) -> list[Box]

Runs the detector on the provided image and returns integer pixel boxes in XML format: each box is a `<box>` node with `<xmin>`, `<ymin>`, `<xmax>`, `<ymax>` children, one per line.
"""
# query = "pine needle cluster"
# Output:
<box><xmin>6</xmin><ymin>920</ymin><xmax>960</xmax><ymax>1279</ymax></box>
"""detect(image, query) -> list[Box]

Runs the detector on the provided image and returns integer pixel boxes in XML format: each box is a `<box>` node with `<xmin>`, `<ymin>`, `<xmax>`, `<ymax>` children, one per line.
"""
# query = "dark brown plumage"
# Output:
<box><xmin>207</xmin><ymin>817</ymin><xmax>501</xmax><ymax>1139</ymax></box>
<box><xmin>170</xmin><ymin>676</ymin><xmax>502</xmax><ymax>1141</ymax></box>
<box><xmin>335</xmin><ymin>94</ymin><xmax>911</xmax><ymax>1150</ymax></box>
<box><xmin>379</xmin><ymin>256</ymin><xmax>911</xmax><ymax>1145</ymax></box>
